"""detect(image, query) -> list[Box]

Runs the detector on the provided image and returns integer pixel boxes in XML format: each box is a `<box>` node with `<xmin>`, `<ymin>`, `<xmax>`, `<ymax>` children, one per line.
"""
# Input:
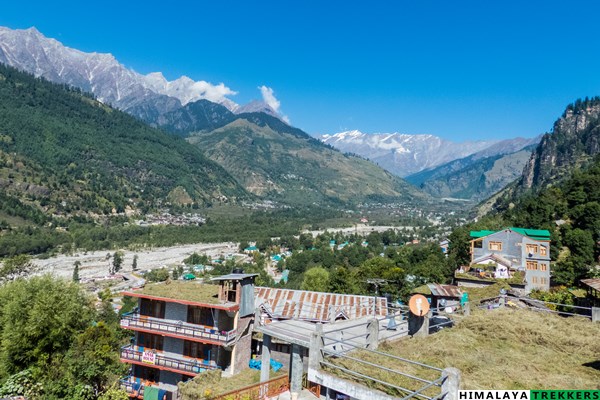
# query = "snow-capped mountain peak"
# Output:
<box><xmin>0</xmin><ymin>26</ymin><xmax>240</xmax><ymax>112</ymax></box>
<box><xmin>320</xmin><ymin>131</ymin><xmax>499</xmax><ymax>176</ymax></box>
<box><xmin>322</xmin><ymin>130</ymin><xmax>365</xmax><ymax>141</ymax></box>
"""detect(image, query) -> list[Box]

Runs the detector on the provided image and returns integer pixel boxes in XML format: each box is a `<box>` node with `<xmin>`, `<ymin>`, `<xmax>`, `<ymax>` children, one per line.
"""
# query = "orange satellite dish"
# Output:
<box><xmin>409</xmin><ymin>294</ymin><xmax>430</xmax><ymax>316</ymax></box>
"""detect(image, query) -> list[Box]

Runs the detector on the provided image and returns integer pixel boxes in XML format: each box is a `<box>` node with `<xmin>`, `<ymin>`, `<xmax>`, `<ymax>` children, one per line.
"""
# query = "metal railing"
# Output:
<box><xmin>120</xmin><ymin>345</ymin><xmax>220</xmax><ymax>376</ymax></box>
<box><xmin>319</xmin><ymin>329</ymin><xmax>447</xmax><ymax>400</ymax></box>
<box><xmin>312</xmin><ymin>304</ymin><xmax>469</xmax><ymax>399</ymax></box>
<box><xmin>427</xmin><ymin>305</ymin><xmax>467</xmax><ymax>333</ymax></box>
<box><xmin>209</xmin><ymin>374</ymin><xmax>289</xmax><ymax>400</ymax></box>
<box><xmin>478</xmin><ymin>296</ymin><xmax>593</xmax><ymax>319</ymax></box>
<box><xmin>120</xmin><ymin>313</ymin><xmax>237</xmax><ymax>345</ymax></box>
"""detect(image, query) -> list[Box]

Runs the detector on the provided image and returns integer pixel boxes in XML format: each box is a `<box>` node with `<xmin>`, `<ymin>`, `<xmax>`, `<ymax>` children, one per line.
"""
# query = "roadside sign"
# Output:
<box><xmin>142</xmin><ymin>351</ymin><xmax>156</xmax><ymax>365</ymax></box>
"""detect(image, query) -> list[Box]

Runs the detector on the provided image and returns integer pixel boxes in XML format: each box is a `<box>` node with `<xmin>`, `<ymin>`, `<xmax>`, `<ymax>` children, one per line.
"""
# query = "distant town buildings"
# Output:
<box><xmin>136</xmin><ymin>212</ymin><xmax>206</xmax><ymax>227</ymax></box>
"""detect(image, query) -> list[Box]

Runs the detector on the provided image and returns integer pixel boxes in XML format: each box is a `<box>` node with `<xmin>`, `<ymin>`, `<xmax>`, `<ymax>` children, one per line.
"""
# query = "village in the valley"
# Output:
<box><xmin>24</xmin><ymin>219</ymin><xmax>599</xmax><ymax>400</ymax></box>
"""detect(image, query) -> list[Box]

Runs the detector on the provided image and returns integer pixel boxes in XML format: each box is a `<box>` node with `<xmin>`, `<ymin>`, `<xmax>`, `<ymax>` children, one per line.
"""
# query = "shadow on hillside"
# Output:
<box><xmin>582</xmin><ymin>360</ymin><xmax>600</xmax><ymax>371</ymax></box>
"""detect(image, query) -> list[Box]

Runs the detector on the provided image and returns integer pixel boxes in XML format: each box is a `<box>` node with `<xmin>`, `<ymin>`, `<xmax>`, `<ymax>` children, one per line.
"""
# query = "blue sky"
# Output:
<box><xmin>1</xmin><ymin>1</ymin><xmax>600</xmax><ymax>140</ymax></box>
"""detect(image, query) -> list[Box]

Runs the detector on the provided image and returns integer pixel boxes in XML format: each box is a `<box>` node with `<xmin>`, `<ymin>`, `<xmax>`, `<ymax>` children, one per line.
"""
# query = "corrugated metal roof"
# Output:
<box><xmin>254</xmin><ymin>287</ymin><xmax>388</xmax><ymax>322</ymax></box>
<box><xmin>427</xmin><ymin>284</ymin><xmax>463</xmax><ymax>298</ymax></box>
<box><xmin>470</xmin><ymin>230</ymin><xmax>497</xmax><ymax>239</ymax></box>
<box><xmin>581</xmin><ymin>278</ymin><xmax>600</xmax><ymax>292</ymax></box>
<box><xmin>510</xmin><ymin>227</ymin><xmax>551</xmax><ymax>240</ymax></box>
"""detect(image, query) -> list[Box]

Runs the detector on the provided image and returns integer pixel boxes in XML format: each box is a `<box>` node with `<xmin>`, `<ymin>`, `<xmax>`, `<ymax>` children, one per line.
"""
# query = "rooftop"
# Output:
<box><xmin>412</xmin><ymin>283</ymin><xmax>463</xmax><ymax>298</ymax></box>
<box><xmin>123</xmin><ymin>281</ymin><xmax>225</xmax><ymax>306</ymax></box>
<box><xmin>255</xmin><ymin>287</ymin><xmax>387</xmax><ymax>322</ymax></box>
<box><xmin>581</xmin><ymin>278</ymin><xmax>600</xmax><ymax>292</ymax></box>
<box><xmin>470</xmin><ymin>227</ymin><xmax>551</xmax><ymax>241</ymax></box>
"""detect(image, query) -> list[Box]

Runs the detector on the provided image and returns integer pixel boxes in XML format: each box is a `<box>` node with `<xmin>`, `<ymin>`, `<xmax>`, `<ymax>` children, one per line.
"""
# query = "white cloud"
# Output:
<box><xmin>259</xmin><ymin>85</ymin><xmax>281</xmax><ymax>112</ymax></box>
<box><xmin>259</xmin><ymin>85</ymin><xmax>290</xmax><ymax>123</ymax></box>
<box><xmin>190</xmin><ymin>81</ymin><xmax>238</xmax><ymax>104</ymax></box>
<box><xmin>144</xmin><ymin>72</ymin><xmax>239</xmax><ymax>110</ymax></box>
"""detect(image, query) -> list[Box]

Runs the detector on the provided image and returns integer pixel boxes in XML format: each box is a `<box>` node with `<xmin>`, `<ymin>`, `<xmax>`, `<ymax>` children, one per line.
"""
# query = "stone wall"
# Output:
<box><xmin>165</xmin><ymin>302</ymin><xmax>187</xmax><ymax>321</ymax></box>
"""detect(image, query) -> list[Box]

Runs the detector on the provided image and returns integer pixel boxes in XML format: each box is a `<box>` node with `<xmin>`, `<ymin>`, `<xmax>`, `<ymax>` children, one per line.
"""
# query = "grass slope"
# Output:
<box><xmin>329</xmin><ymin>308</ymin><xmax>599</xmax><ymax>395</ymax></box>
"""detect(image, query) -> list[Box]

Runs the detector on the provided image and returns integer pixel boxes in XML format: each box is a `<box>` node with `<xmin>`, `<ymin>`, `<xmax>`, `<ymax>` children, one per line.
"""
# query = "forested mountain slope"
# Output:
<box><xmin>0</xmin><ymin>63</ymin><xmax>247</xmax><ymax>219</ymax></box>
<box><xmin>188</xmin><ymin>113</ymin><xmax>425</xmax><ymax>206</ymax></box>
<box><xmin>407</xmin><ymin>145</ymin><xmax>536</xmax><ymax>201</ymax></box>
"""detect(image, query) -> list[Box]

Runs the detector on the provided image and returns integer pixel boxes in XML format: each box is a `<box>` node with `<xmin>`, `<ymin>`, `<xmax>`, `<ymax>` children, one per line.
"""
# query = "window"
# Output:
<box><xmin>184</xmin><ymin>340</ymin><xmax>212</xmax><ymax>360</ymax></box>
<box><xmin>540</xmin><ymin>264</ymin><xmax>548</xmax><ymax>271</ymax></box>
<box><xmin>540</xmin><ymin>246</ymin><xmax>548</xmax><ymax>256</ymax></box>
<box><xmin>188</xmin><ymin>306</ymin><xmax>215</xmax><ymax>326</ymax></box>
<box><xmin>138</xmin><ymin>333</ymin><xmax>164</xmax><ymax>351</ymax></box>
<box><xmin>489</xmin><ymin>241</ymin><xmax>502</xmax><ymax>251</ymax></box>
<box><xmin>540</xmin><ymin>277</ymin><xmax>548</xmax><ymax>285</ymax></box>
<box><xmin>473</xmin><ymin>241</ymin><xmax>483</xmax><ymax>249</ymax></box>
<box><xmin>526</xmin><ymin>261</ymin><xmax>538</xmax><ymax>270</ymax></box>
<box><xmin>140</xmin><ymin>299</ymin><xmax>165</xmax><ymax>318</ymax></box>
<box><xmin>531</xmin><ymin>276</ymin><xmax>538</xmax><ymax>284</ymax></box>
<box><xmin>526</xmin><ymin>244</ymin><xmax>539</xmax><ymax>254</ymax></box>
<box><xmin>134</xmin><ymin>365</ymin><xmax>160</xmax><ymax>383</ymax></box>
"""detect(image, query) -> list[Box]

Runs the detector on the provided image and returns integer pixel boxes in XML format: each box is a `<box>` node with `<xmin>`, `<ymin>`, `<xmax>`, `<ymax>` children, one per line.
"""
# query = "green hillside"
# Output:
<box><xmin>188</xmin><ymin>115</ymin><xmax>424</xmax><ymax>206</ymax></box>
<box><xmin>409</xmin><ymin>149</ymin><xmax>532</xmax><ymax>201</ymax></box>
<box><xmin>152</xmin><ymin>99</ymin><xmax>236</xmax><ymax>135</ymax></box>
<box><xmin>0</xmin><ymin>63</ymin><xmax>247</xmax><ymax>219</ymax></box>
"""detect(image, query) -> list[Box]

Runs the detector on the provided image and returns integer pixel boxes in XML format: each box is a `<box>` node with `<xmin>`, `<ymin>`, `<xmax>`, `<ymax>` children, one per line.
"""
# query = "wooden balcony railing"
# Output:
<box><xmin>120</xmin><ymin>345</ymin><xmax>219</xmax><ymax>376</ymax></box>
<box><xmin>120</xmin><ymin>312</ymin><xmax>237</xmax><ymax>345</ymax></box>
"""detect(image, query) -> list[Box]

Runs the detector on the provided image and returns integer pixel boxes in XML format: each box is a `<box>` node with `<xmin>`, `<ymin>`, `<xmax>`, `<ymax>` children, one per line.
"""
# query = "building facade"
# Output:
<box><xmin>469</xmin><ymin>228</ymin><xmax>551</xmax><ymax>291</ymax></box>
<box><xmin>119</xmin><ymin>273</ymin><xmax>257</xmax><ymax>399</ymax></box>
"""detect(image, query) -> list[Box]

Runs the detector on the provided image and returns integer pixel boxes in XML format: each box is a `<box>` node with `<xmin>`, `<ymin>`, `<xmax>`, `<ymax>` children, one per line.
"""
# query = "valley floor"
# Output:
<box><xmin>32</xmin><ymin>242</ymin><xmax>238</xmax><ymax>280</ymax></box>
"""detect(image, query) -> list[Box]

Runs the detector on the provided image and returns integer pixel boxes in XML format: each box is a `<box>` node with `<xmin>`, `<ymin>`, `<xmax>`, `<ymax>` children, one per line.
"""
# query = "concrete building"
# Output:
<box><xmin>469</xmin><ymin>228</ymin><xmax>551</xmax><ymax>291</ymax></box>
<box><xmin>119</xmin><ymin>273</ymin><xmax>257</xmax><ymax>399</ymax></box>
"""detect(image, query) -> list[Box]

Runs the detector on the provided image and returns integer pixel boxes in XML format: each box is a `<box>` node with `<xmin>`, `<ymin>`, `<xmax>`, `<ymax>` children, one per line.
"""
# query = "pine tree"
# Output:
<box><xmin>73</xmin><ymin>261</ymin><xmax>81</xmax><ymax>282</ymax></box>
<box><xmin>132</xmin><ymin>254</ymin><xmax>138</xmax><ymax>271</ymax></box>
<box><xmin>112</xmin><ymin>252</ymin><xmax>123</xmax><ymax>274</ymax></box>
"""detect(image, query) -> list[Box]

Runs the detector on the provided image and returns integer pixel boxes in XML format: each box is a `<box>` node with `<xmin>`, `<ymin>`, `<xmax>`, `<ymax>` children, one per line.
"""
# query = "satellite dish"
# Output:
<box><xmin>409</xmin><ymin>294</ymin><xmax>430</xmax><ymax>317</ymax></box>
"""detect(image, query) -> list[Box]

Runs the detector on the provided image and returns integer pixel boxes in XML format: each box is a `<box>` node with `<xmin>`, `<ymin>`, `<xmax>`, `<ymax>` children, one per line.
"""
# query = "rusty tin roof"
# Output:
<box><xmin>254</xmin><ymin>287</ymin><xmax>388</xmax><ymax>322</ymax></box>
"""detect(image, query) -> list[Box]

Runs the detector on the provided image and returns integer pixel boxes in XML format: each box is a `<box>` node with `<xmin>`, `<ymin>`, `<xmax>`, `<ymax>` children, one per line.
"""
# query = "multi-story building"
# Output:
<box><xmin>119</xmin><ymin>272</ymin><xmax>257</xmax><ymax>399</ymax></box>
<box><xmin>469</xmin><ymin>227</ymin><xmax>551</xmax><ymax>291</ymax></box>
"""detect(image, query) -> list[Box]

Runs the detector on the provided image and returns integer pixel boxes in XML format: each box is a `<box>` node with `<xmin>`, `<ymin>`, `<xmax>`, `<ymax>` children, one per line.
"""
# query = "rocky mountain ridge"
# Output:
<box><xmin>477</xmin><ymin>97</ymin><xmax>600</xmax><ymax>216</ymax></box>
<box><xmin>519</xmin><ymin>99</ymin><xmax>600</xmax><ymax>192</ymax></box>
<box><xmin>0</xmin><ymin>26</ymin><xmax>285</xmax><ymax>124</ymax></box>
